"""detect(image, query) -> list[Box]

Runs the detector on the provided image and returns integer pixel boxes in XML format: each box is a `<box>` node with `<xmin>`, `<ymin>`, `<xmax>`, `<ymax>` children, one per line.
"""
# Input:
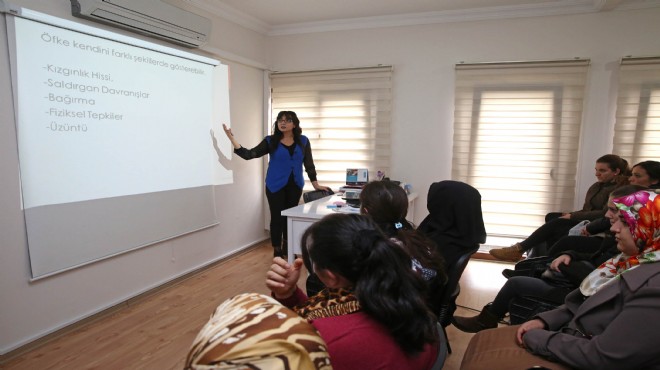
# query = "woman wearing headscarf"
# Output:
<box><xmin>453</xmin><ymin>185</ymin><xmax>645</xmax><ymax>333</ymax></box>
<box><xmin>185</xmin><ymin>293</ymin><xmax>332</xmax><ymax>370</ymax></box>
<box><xmin>417</xmin><ymin>180</ymin><xmax>487</xmax><ymax>271</ymax></box>
<box><xmin>460</xmin><ymin>189</ymin><xmax>660</xmax><ymax>370</ymax></box>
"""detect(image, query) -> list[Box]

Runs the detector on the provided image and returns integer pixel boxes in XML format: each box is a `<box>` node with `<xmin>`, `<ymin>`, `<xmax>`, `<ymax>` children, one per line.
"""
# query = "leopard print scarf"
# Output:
<box><xmin>185</xmin><ymin>293</ymin><xmax>332</xmax><ymax>370</ymax></box>
<box><xmin>295</xmin><ymin>287</ymin><xmax>361</xmax><ymax>321</ymax></box>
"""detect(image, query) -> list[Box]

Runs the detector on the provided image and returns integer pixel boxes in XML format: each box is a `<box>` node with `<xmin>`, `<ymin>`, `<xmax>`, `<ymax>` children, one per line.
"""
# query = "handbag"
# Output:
<box><xmin>512</xmin><ymin>256</ymin><xmax>553</xmax><ymax>278</ymax></box>
<box><xmin>540</xmin><ymin>268</ymin><xmax>576</xmax><ymax>288</ymax></box>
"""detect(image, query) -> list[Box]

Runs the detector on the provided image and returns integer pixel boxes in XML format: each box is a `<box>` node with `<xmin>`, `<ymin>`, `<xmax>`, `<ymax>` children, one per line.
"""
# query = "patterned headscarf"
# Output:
<box><xmin>185</xmin><ymin>293</ymin><xmax>332</xmax><ymax>370</ymax></box>
<box><xmin>580</xmin><ymin>189</ymin><xmax>660</xmax><ymax>296</ymax></box>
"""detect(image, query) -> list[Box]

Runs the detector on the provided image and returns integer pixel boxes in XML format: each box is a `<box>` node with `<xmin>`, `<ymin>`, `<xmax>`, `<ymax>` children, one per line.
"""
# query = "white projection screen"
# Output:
<box><xmin>6</xmin><ymin>9</ymin><xmax>232</xmax><ymax>279</ymax></box>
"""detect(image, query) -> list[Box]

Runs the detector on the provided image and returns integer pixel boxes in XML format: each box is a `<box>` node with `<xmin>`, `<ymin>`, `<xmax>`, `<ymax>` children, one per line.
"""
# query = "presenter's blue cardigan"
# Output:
<box><xmin>234</xmin><ymin>135</ymin><xmax>318</xmax><ymax>193</ymax></box>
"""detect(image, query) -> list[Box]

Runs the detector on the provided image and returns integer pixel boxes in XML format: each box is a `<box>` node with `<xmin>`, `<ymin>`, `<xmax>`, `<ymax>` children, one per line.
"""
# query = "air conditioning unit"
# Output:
<box><xmin>70</xmin><ymin>0</ymin><xmax>211</xmax><ymax>47</ymax></box>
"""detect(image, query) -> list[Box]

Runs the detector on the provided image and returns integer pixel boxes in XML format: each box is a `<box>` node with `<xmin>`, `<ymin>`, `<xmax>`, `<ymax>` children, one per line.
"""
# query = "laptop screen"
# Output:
<box><xmin>346</xmin><ymin>168</ymin><xmax>369</xmax><ymax>185</ymax></box>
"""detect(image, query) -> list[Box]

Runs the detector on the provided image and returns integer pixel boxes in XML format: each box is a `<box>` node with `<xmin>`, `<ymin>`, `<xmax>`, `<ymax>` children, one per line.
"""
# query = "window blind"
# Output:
<box><xmin>270</xmin><ymin>67</ymin><xmax>392</xmax><ymax>190</ymax></box>
<box><xmin>613</xmin><ymin>57</ymin><xmax>660</xmax><ymax>164</ymax></box>
<box><xmin>453</xmin><ymin>60</ymin><xmax>590</xmax><ymax>238</ymax></box>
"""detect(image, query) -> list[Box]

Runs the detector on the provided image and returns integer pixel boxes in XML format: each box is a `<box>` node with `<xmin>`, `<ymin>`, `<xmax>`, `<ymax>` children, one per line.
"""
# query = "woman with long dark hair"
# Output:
<box><xmin>223</xmin><ymin>111</ymin><xmax>329</xmax><ymax>256</ymax></box>
<box><xmin>266</xmin><ymin>213</ymin><xmax>441</xmax><ymax>369</ymax></box>
<box><xmin>629</xmin><ymin>160</ymin><xmax>660</xmax><ymax>188</ymax></box>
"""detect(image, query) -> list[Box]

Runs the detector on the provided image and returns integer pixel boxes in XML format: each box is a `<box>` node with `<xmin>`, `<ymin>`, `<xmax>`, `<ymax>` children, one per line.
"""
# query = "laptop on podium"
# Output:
<box><xmin>344</xmin><ymin>168</ymin><xmax>368</xmax><ymax>189</ymax></box>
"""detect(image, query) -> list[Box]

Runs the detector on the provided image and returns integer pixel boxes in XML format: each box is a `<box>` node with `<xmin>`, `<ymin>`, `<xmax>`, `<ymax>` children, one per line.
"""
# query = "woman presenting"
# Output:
<box><xmin>223</xmin><ymin>111</ymin><xmax>330</xmax><ymax>257</ymax></box>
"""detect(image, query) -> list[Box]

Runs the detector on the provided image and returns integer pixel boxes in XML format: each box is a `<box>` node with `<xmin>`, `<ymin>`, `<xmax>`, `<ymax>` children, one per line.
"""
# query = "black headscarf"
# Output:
<box><xmin>418</xmin><ymin>180</ymin><xmax>486</xmax><ymax>268</ymax></box>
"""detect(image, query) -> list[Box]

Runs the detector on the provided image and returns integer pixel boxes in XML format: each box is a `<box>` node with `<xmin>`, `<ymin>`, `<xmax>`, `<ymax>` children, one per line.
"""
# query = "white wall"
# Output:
<box><xmin>0</xmin><ymin>0</ymin><xmax>269</xmax><ymax>354</ymax></box>
<box><xmin>265</xmin><ymin>8</ymin><xmax>660</xmax><ymax>223</ymax></box>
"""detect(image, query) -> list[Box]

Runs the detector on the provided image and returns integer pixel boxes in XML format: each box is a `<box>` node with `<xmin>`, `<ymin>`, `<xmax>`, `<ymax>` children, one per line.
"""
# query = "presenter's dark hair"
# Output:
<box><xmin>300</xmin><ymin>213</ymin><xmax>437</xmax><ymax>354</ymax></box>
<box><xmin>269</xmin><ymin>111</ymin><xmax>303</xmax><ymax>152</ymax></box>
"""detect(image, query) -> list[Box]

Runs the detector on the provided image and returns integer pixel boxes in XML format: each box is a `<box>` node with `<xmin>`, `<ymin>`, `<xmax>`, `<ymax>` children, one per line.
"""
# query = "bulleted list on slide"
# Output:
<box><xmin>12</xmin><ymin>15</ymin><xmax>217</xmax><ymax>208</ymax></box>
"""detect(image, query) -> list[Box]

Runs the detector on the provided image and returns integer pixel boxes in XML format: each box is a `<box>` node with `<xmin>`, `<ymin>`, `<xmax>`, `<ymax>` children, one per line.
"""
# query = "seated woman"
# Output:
<box><xmin>453</xmin><ymin>185</ymin><xmax>644</xmax><ymax>333</ymax></box>
<box><xmin>630</xmin><ymin>160</ymin><xmax>660</xmax><ymax>188</ymax></box>
<box><xmin>541</xmin><ymin>160</ymin><xmax>660</xmax><ymax>258</ymax></box>
<box><xmin>185</xmin><ymin>292</ymin><xmax>332</xmax><ymax>370</ymax></box>
<box><xmin>266</xmin><ymin>213</ymin><xmax>441</xmax><ymax>370</ymax></box>
<box><xmin>503</xmin><ymin>184</ymin><xmax>649</xmax><ymax>278</ymax></box>
<box><xmin>490</xmin><ymin>154</ymin><xmax>629</xmax><ymax>262</ymax></box>
<box><xmin>519</xmin><ymin>160</ymin><xmax>658</xmax><ymax>260</ymax></box>
<box><xmin>417</xmin><ymin>180</ymin><xmax>487</xmax><ymax>271</ymax></box>
<box><xmin>359</xmin><ymin>181</ymin><xmax>446</xmax><ymax>282</ymax></box>
<box><xmin>460</xmin><ymin>188</ymin><xmax>660</xmax><ymax>370</ymax></box>
<box><xmin>307</xmin><ymin>181</ymin><xmax>447</xmax><ymax>302</ymax></box>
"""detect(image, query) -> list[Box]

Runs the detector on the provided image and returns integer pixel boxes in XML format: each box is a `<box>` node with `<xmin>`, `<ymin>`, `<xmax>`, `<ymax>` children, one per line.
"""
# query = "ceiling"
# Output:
<box><xmin>185</xmin><ymin>0</ymin><xmax>660</xmax><ymax>35</ymax></box>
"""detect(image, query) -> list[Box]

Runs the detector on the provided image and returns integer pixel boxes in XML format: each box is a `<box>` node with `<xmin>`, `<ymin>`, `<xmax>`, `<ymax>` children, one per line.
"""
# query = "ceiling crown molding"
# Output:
<box><xmin>268</xmin><ymin>0</ymin><xmax>597</xmax><ymax>36</ymax></box>
<box><xmin>186</xmin><ymin>0</ymin><xmax>660</xmax><ymax>36</ymax></box>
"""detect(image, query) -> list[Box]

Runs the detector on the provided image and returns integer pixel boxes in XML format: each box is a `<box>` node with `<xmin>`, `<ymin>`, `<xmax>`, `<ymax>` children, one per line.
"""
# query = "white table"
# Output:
<box><xmin>282</xmin><ymin>192</ymin><xmax>418</xmax><ymax>262</ymax></box>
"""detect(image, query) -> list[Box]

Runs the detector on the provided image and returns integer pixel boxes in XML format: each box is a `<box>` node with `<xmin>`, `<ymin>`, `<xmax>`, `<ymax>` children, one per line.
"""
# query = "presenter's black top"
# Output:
<box><xmin>234</xmin><ymin>135</ymin><xmax>318</xmax><ymax>193</ymax></box>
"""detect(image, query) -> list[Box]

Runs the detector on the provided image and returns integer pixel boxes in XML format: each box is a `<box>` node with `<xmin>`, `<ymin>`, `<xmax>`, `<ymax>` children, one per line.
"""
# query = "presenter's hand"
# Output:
<box><xmin>516</xmin><ymin>319</ymin><xmax>545</xmax><ymax>346</ymax></box>
<box><xmin>222</xmin><ymin>123</ymin><xmax>233</xmax><ymax>138</ymax></box>
<box><xmin>311</xmin><ymin>181</ymin><xmax>332</xmax><ymax>192</ymax></box>
<box><xmin>266</xmin><ymin>257</ymin><xmax>303</xmax><ymax>299</ymax></box>
<box><xmin>222</xmin><ymin>123</ymin><xmax>241</xmax><ymax>149</ymax></box>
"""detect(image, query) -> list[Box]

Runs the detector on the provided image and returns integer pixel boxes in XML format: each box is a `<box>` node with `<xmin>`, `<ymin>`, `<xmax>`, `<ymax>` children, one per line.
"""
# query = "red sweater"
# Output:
<box><xmin>278</xmin><ymin>288</ymin><xmax>438</xmax><ymax>370</ymax></box>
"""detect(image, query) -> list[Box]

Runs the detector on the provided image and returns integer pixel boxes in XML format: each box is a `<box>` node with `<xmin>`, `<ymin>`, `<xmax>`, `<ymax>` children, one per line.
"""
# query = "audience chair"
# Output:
<box><xmin>435</xmin><ymin>244</ymin><xmax>479</xmax><ymax>354</ymax></box>
<box><xmin>431</xmin><ymin>322</ymin><xmax>449</xmax><ymax>370</ymax></box>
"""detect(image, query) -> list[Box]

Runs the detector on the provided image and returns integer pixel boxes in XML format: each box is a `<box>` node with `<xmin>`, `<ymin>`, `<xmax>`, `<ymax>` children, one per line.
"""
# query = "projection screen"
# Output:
<box><xmin>5</xmin><ymin>8</ymin><xmax>232</xmax><ymax>279</ymax></box>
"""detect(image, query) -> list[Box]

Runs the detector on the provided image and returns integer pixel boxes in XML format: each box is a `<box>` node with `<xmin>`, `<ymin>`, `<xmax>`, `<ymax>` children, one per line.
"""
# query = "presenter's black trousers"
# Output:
<box><xmin>266</xmin><ymin>178</ymin><xmax>302</xmax><ymax>250</ymax></box>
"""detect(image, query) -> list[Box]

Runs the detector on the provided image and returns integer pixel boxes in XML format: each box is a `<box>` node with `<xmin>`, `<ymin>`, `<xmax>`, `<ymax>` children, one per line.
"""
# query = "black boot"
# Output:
<box><xmin>452</xmin><ymin>303</ymin><xmax>500</xmax><ymax>333</ymax></box>
<box><xmin>273</xmin><ymin>246</ymin><xmax>283</xmax><ymax>258</ymax></box>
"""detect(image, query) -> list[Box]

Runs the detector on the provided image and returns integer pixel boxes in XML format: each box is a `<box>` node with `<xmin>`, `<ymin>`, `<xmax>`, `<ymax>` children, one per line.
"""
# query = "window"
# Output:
<box><xmin>270</xmin><ymin>67</ymin><xmax>392</xmax><ymax>190</ymax></box>
<box><xmin>453</xmin><ymin>60</ymin><xmax>590</xmax><ymax>240</ymax></box>
<box><xmin>613</xmin><ymin>57</ymin><xmax>660</xmax><ymax>164</ymax></box>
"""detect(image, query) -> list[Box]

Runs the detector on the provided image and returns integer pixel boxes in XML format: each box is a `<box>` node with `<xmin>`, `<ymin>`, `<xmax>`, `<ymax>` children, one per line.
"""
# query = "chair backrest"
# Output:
<box><xmin>302</xmin><ymin>189</ymin><xmax>334</xmax><ymax>203</ymax></box>
<box><xmin>434</xmin><ymin>244</ymin><xmax>479</xmax><ymax>327</ymax></box>
<box><xmin>430</xmin><ymin>322</ymin><xmax>448</xmax><ymax>370</ymax></box>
